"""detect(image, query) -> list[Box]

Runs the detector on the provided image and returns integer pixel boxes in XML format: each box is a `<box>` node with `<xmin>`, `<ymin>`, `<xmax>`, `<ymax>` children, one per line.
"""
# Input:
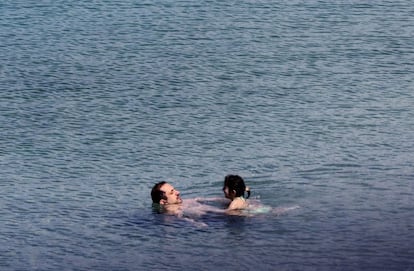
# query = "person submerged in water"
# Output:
<box><xmin>222</xmin><ymin>175</ymin><xmax>299</xmax><ymax>215</ymax></box>
<box><xmin>222</xmin><ymin>174</ymin><xmax>251</xmax><ymax>211</ymax></box>
<box><xmin>151</xmin><ymin>181</ymin><xmax>184</xmax><ymax>215</ymax></box>
<box><xmin>151</xmin><ymin>181</ymin><xmax>183</xmax><ymax>205</ymax></box>
<box><xmin>150</xmin><ymin>181</ymin><xmax>221</xmax><ymax>219</ymax></box>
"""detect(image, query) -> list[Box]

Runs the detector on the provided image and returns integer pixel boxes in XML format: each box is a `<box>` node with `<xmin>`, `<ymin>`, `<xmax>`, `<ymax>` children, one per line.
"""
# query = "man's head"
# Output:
<box><xmin>151</xmin><ymin>181</ymin><xmax>182</xmax><ymax>205</ymax></box>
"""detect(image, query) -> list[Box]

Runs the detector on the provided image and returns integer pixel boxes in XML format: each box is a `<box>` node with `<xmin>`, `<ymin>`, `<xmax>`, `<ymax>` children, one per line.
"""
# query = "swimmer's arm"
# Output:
<box><xmin>194</xmin><ymin>197</ymin><xmax>230</xmax><ymax>204</ymax></box>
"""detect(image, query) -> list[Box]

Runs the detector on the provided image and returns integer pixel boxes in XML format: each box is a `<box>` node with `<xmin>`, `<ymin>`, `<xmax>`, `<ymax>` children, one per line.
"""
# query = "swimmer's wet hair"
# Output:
<box><xmin>151</xmin><ymin>181</ymin><xmax>167</xmax><ymax>203</ymax></box>
<box><xmin>245</xmin><ymin>186</ymin><xmax>251</xmax><ymax>199</ymax></box>
<box><xmin>224</xmin><ymin>175</ymin><xmax>251</xmax><ymax>199</ymax></box>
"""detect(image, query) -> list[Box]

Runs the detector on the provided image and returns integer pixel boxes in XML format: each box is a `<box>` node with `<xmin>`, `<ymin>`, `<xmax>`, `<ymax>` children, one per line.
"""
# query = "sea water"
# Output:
<box><xmin>1</xmin><ymin>0</ymin><xmax>413</xmax><ymax>270</ymax></box>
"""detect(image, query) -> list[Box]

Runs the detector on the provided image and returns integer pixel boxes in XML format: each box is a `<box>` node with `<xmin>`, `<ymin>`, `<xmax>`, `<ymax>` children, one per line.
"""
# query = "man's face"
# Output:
<box><xmin>160</xmin><ymin>183</ymin><xmax>182</xmax><ymax>205</ymax></box>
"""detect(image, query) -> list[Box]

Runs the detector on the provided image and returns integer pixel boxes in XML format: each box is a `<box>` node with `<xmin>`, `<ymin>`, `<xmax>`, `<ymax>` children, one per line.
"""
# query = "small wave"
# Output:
<box><xmin>271</xmin><ymin>205</ymin><xmax>301</xmax><ymax>215</ymax></box>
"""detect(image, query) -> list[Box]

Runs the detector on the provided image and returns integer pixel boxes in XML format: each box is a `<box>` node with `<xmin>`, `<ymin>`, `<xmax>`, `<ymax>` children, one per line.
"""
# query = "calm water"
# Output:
<box><xmin>1</xmin><ymin>0</ymin><xmax>413</xmax><ymax>270</ymax></box>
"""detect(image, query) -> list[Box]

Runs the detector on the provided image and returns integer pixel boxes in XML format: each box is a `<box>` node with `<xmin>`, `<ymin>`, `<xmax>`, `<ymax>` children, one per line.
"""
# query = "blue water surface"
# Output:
<box><xmin>1</xmin><ymin>0</ymin><xmax>413</xmax><ymax>270</ymax></box>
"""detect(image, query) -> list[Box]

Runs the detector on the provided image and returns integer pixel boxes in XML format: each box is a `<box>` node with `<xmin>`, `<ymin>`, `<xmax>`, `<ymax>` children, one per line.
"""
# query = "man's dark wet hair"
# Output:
<box><xmin>151</xmin><ymin>181</ymin><xmax>167</xmax><ymax>203</ymax></box>
<box><xmin>223</xmin><ymin>175</ymin><xmax>251</xmax><ymax>199</ymax></box>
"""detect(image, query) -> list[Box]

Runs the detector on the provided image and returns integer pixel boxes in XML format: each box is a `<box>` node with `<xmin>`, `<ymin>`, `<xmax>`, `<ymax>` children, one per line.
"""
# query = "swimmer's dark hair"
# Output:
<box><xmin>151</xmin><ymin>181</ymin><xmax>167</xmax><ymax>203</ymax></box>
<box><xmin>223</xmin><ymin>175</ymin><xmax>251</xmax><ymax>199</ymax></box>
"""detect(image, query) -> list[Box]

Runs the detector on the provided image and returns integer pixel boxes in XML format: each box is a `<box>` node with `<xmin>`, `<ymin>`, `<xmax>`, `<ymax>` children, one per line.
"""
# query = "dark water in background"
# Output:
<box><xmin>1</xmin><ymin>0</ymin><xmax>413</xmax><ymax>270</ymax></box>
